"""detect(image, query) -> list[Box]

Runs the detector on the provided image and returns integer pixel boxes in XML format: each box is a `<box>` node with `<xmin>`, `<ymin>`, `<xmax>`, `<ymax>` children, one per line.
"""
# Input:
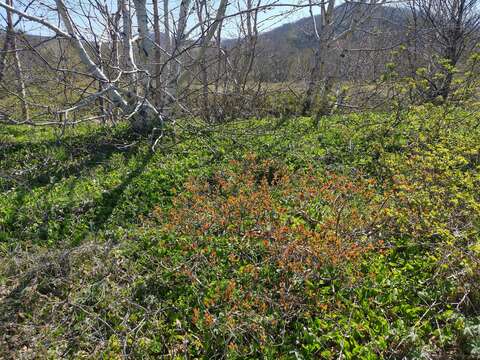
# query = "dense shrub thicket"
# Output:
<box><xmin>0</xmin><ymin>104</ymin><xmax>479</xmax><ymax>358</ymax></box>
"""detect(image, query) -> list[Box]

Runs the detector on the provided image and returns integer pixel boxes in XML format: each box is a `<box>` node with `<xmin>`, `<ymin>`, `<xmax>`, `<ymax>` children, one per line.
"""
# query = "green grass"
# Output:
<box><xmin>1</xmin><ymin>105</ymin><xmax>479</xmax><ymax>358</ymax></box>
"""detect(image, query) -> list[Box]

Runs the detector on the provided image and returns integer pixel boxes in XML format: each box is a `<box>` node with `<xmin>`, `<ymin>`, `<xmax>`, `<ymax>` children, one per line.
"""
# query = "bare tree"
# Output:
<box><xmin>302</xmin><ymin>0</ymin><xmax>388</xmax><ymax>116</ymax></box>
<box><xmin>0</xmin><ymin>0</ymin><xmax>29</xmax><ymax>120</ymax></box>
<box><xmin>408</xmin><ymin>0</ymin><xmax>480</xmax><ymax>101</ymax></box>
<box><xmin>5</xmin><ymin>0</ymin><xmax>474</xmax><ymax>131</ymax></box>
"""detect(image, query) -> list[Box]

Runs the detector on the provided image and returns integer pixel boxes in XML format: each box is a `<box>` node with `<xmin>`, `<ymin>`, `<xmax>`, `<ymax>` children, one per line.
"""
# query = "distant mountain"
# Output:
<box><xmin>224</xmin><ymin>4</ymin><xmax>410</xmax><ymax>51</ymax></box>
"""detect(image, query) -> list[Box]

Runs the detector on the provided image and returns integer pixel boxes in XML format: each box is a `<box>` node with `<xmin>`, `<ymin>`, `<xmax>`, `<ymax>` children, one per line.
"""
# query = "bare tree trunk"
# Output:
<box><xmin>213</xmin><ymin>18</ymin><xmax>224</xmax><ymax>121</ymax></box>
<box><xmin>167</xmin><ymin>0</ymin><xmax>227</xmax><ymax>107</ymax></box>
<box><xmin>196</xmin><ymin>0</ymin><xmax>210</xmax><ymax>121</ymax></box>
<box><xmin>133</xmin><ymin>0</ymin><xmax>153</xmax><ymax>68</ymax></box>
<box><xmin>152</xmin><ymin>0</ymin><xmax>163</xmax><ymax>107</ymax></box>
<box><xmin>0</xmin><ymin>0</ymin><xmax>16</xmax><ymax>82</ymax></box>
<box><xmin>214</xmin><ymin>22</ymin><xmax>223</xmax><ymax>96</ymax></box>
<box><xmin>303</xmin><ymin>0</ymin><xmax>386</xmax><ymax>115</ymax></box>
<box><xmin>241</xmin><ymin>0</ymin><xmax>259</xmax><ymax>92</ymax></box>
<box><xmin>96</xmin><ymin>41</ymin><xmax>106</xmax><ymax>123</ymax></box>
<box><xmin>12</xmin><ymin>35</ymin><xmax>29</xmax><ymax>120</ymax></box>
<box><xmin>0</xmin><ymin>31</ymin><xmax>12</xmax><ymax>83</ymax></box>
<box><xmin>108</xmin><ymin>3</ymin><xmax>122</xmax><ymax>124</ymax></box>
<box><xmin>167</xmin><ymin>0</ymin><xmax>192</xmax><ymax>100</ymax></box>
<box><xmin>303</xmin><ymin>0</ymin><xmax>333</xmax><ymax>116</ymax></box>
<box><xmin>120</xmin><ymin>0</ymin><xmax>137</xmax><ymax>95</ymax></box>
<box><xmin>0</xmin><ymin>0</ymin><xmax>29</xmax><ymax>120</ymax></box>
<box><xmin>163</xmin><ymin>0</ymin><xmax>171</xmax><ymax>101</ymax></box>
<box><xmin>110</xmin><ymin>3</ymin><xmax>122</xmax><ymax>70</ymax></box>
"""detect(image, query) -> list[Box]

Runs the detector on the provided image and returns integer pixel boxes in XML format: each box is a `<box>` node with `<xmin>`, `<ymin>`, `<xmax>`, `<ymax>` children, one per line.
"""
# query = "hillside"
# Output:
<box><xmin>259</xmin><ymin>3</ymin><xmax>408</xmax><ymax>49</ymax></box>
<box><xmin>221</xmin><ymin>4</ymin><xmax>411</xmax><ymax>82</ymax></box>
<box><xmin>223</xmin><ymin>4</ymin><xmax>409</xmax><ymax>51</ymax></box>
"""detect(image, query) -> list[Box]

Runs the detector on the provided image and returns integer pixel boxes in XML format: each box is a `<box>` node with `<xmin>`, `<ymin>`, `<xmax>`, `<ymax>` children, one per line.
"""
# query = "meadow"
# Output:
<box><xmin>1</xmin><ymin>104</ymin><xmax>479</xmax><ymax>358</ymax></box>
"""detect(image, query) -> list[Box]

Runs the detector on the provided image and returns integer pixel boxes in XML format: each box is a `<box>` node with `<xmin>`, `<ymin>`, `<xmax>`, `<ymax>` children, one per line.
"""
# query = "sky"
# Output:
<box><xmin>0</xmin><ymin>0</ymin><xmax>343</xmax><ymax>39</ymax></box>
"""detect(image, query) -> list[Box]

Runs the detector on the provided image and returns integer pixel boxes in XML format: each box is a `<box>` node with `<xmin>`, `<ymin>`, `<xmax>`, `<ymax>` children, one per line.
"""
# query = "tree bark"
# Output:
<box><xmin>152</xmin><ymin>0</ymin><xmax>163</xmax><ymax>107</ymax></box>
<box><xmin>0</xmin><ymin>0</ymin><xmax>29</xmax><ymax>120</ymax></box>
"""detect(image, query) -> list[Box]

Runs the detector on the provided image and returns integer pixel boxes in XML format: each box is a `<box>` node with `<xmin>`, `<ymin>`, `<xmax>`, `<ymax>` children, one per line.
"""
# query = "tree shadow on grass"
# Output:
<box><xmin>0</xmin><ymin>152</ymin><xmax>156</xmax><ymax>353</ymax></box>
<box><xmin>3</xmin><ymin>157</ymin><xmax>155</xmax><ymax>246</ymax></box>
<box><xmin>1</xmin><ymin>126</ymin><xmax>143</xmax><ymax>192</ymax></box>
<box><xmin>89</xmin><ymin>149</ymin><xmax>155</xmax><ymax>233</ymax></box>
<box><xmin>0</xmin><ymin>126</ymin><xmax>153</xmax><ymax>246</ymax></box>
<box><xmin>0</xmin><ymin>152</ymin><xmax>158</xmax><ymax>351</ymax></box>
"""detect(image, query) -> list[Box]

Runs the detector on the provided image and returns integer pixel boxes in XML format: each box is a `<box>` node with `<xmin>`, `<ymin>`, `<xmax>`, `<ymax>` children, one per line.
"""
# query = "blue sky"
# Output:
<box><xmin>1</xmin><ymin>0</ymin><xmax>340</xmax><ymax>38</ymax></box>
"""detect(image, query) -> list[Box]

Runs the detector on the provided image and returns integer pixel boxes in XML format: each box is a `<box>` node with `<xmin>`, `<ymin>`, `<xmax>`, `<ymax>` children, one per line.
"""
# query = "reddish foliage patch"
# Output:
<box><xmin>161</xmin><ymin>154</ymin><xmax>389</xmax><ymax>282</ymax></box>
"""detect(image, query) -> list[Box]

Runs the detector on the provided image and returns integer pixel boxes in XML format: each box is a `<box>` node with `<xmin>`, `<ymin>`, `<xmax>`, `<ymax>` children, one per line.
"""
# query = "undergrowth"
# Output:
<box><xmin>0</xmin><ymin>104</ymin><xmax>479</xmax><ymax>358</ymax></box>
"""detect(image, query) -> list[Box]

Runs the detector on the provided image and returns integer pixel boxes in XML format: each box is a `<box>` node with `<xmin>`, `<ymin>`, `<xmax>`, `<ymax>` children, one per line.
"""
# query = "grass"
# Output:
<box><xmin>0</xmin><ymin>104</ymin><xmax>479</xmax><ymax>358</ymax></box>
